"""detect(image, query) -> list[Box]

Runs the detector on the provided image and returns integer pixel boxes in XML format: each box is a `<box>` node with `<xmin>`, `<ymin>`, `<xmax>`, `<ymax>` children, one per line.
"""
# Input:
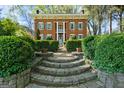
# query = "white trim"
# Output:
<box><xmin>78</xmin><ymin>34</ymin><xmax>83</xmax><ymax>39</ymax></box>
<box><xmin>78</xmin><ymin>22</ymin><xmax>83</xmax><ymax>30</ymax></box>
<box><xmin>46</xmin><ymin>22</ymin><xmax>52</xmax><ymax>30</ymax></box>
<box><xmin>38</xmin><ymin>22</ymin><xmax>44</xmax><ymax>30</ymax></box>
<box><xmin>70</xmin><ymin>22</ymin><xmax>75</xmax><ymax>30</ymax></box>
<box><xmin>63</xmin><ymin>22</ymin><xmax>65</xmax><ymax>42</ymax></box>
<box><xmin>56</xmin><ymin>22</ymin><xmax>59</xmax><ymax>40</ymax></box>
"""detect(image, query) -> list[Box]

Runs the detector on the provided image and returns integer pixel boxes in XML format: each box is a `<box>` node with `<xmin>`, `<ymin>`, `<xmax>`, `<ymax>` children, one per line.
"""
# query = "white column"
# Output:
<box><xmin>56</xmin><ymin>22</ymin><xmax>59</xmax><ymax>40</ymax></box>
<box><xmin>63</xmin><ymin>22</ymin><xmax>65</xmax><ymax>42</ymax></box>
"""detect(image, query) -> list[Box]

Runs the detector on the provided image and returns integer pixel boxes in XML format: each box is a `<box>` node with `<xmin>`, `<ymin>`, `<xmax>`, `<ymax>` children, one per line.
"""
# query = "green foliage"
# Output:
<box><xmin>35</xmin><ymin>40</ymin><xmax>59</xmax><ymax>52</ymax></box>
<box><xmin>35</xmin><ymin>40</ymin><xmax>49</xmax><ymax>51</ymax></box>
<box><xmin>69</xmin><ymin>35</ymin><xmax>77</xmax><ymax>40</ymax></box>
<box><xmin>48</xmin><ymin>40</ymin><xmax>59</xmax><ymax>52</ymax></box>
<box><xmin>93</xmin><ymin>33</ymin><xmax>124</xmax><ymax>73</ymax></box>
<box><xmin>82</xmin><ymin>35</ymin><xmax>107</xmax><ymax>60</ymax></box>
<box><xmin>82</xmin><ymin>35</ymin><xmax>97</xmax><ymax>60</ymax></box>
<box><xmin>66</xmin><ymin>40</ymin><xmax>81</xmax><ymax>52</ymax></box>
<box><xmin>18</xmin><ymin>36</ymin><xmax>35</xmax><ymax>50</ymax></box>
<box><xmin>46</xmin><ymin>36</ymin><xmax>53</xmax><ymax>40</ymax></box>
<box><xmin>0</xmin><ymin>36</ymin><xmax>34</xmax><ymax>77</ymax></box>
<box><xmin>0</xmin><ymin>19</ymin><xmax>18</xmax><ymax>36</ymax></box>
<box><xmin>36</xmin><ymin>29</ymin><xmax>41</xmax><ymax>40</ymax></box>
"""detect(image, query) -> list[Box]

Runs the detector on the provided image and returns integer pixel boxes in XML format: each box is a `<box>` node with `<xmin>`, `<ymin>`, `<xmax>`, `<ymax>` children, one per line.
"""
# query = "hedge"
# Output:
<box><xmin>66</xmin><ymin>40</ymin><xmax>81</xmax><ymax>52</ymax></box>
<box><xmin>0</xmin><ymin>36</ymin><xmax>34</xmax><ymax>77</ymax></box>
<box><xmin>82</xmin><ymin>35</ymin><xmax>107</xmax><ymax>60</ymax></box>
<box><xmin>35</xmin><ymin>40</ymin><xmax>49</xmax><ymax>51</ymax></box>
<box><xmin>93</xmin><ymin>33</ymin><xmax>124</xmax><ymax>73</ymax></box>
<box><xmin>18</xmin><ymin>36</ymin><xmax>35</xmax><ymax>50</ymax></box>
<box><xmin>48</xmin><ymin>40</ymin><xmax>59</xmax><ymax>52</ymax></box>
<box><xmin>35</xmin><ymin>40</ymin><xmax>59</xmax><ymax>52</ymax></box>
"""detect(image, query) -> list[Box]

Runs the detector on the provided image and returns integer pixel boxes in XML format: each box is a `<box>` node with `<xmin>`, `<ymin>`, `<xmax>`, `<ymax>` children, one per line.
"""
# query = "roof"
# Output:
<box><xmin>34</xmin><ymin>14</ymin><xmax>88</xmax><ymax>19</ymax></box>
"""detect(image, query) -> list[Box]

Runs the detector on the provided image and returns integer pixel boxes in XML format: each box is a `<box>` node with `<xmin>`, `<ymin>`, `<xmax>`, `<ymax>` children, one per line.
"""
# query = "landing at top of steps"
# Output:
<box><xmin>46</xmin><ymin>55</ymin><xmax>79</xmax><ymax>62</ymax></box>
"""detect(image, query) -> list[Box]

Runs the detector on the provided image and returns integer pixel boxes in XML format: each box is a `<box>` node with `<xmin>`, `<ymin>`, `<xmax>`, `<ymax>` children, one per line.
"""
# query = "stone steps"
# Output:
<box><xmin>26</xmin><ymin>80</ymin><xmax>104</xmax><ymax>88</ymax></box>
<box><xmin>41</xmin><ymin>59</ymin><xmax>85</xmax><ymax>68</ymax></box>
<box><xmin>46</xmin><ymin>56</ymin><xmax>79</xmax><ymax>63</ymax></box>
<box><xmin>33</xmin><ymin>65</ymin><xmax>91</xmax><ymax>76</ymax></box>
<box><xmin>31</xmin><ymin>71</ymin><xmax>97</xmax><ymax>87</ymax></box>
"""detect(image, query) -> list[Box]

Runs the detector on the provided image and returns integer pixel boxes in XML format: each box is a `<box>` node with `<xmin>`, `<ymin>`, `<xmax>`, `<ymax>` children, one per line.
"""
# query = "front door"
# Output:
<box><xmin>58</xmin><ymin>34</ymin><xmax>63</xmax><ymax>46</ymax></box>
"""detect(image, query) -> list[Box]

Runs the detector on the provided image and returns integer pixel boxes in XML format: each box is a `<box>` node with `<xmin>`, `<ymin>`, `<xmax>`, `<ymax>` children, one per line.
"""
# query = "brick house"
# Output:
<box><xmin>34</xmin><ymin>14</ymin><xmax>88</xmax><ymax>45</ymax></box>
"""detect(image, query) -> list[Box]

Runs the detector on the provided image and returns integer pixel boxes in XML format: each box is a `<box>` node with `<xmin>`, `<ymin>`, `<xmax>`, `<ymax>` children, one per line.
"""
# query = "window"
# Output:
<box><xmin>46</xmin><ymin>22</ymin><xmax>52</xmax><ymax>30</ymax></box>
<box><xmin>78</xmin><ymin>22</ymin><xmax>83</xmax><ymax>30</ymax></box>
<box><xmin>78</xmin><ymin>34</ymin><xmax>83</xmax><ymax>39</ymax></box>
<box><xmin>70</xmin><ymin>22</ymin><xmax>75</xmax><ymax>30</ymax></box>
<box><xmin>39</xmin><ymin>34</ymin><xmax>44</xmax><ymax>40</ymax></box>
<box><xmin>69</xmin><ymin>34</ymin><xmax>76</xmax><ymax>39</ymax></box>
<box><xmin>38</xmin><ymin>22</ymin><xmax>44</xmax><ymax>30</ymax></box>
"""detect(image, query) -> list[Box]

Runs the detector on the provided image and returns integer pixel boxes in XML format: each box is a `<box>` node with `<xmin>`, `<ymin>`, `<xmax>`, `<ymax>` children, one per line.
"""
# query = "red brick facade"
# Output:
<box><xmin>34</xmin><ymin>14</ymin><xmax>88</xmax><ymax>44</ymax></box>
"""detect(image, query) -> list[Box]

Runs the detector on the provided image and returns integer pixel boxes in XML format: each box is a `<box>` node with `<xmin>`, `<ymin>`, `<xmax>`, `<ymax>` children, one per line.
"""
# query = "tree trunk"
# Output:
<box><xmin>98</xmin><ymin>21</ymin><xmax>102</xmax><ymax>35</ymax></box>
<box><xmin>120</xmin><ymin>12</ymin><xmax>123</xmax><ymax>32</ymax></box>
<box><xmin>109</xmin><ymin>12</ymin><xmax>112</xmax><ymax>34</ymax></box>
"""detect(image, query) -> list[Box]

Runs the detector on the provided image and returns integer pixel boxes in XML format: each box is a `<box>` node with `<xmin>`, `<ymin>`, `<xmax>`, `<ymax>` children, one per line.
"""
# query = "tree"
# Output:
<box><xmin>33</xmin><ymin>5</ymin><xmax>80</xmax><ymax>14</ymax></box>
<box><xmin>8</xmin><ymin>5</ymin><xmax>34</xmax><ymax>33</ymax></box>
<box><xmin>0</xmin><ymin>18</ymin><xmax>19</xmax><ymax>36</ymax></box>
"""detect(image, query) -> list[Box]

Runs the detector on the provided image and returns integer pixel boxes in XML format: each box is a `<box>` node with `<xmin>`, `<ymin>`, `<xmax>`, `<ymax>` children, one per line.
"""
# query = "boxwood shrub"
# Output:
<box><xmin>35</xmin><ymin>40</ymin><xmax>59</xmax><ymax>52</ymax></box>
<box><xmin>93</xmin><ymin>34</ymin><xmax>124</xmax><ymax>73</ymax></box>
<box><xmin>0</xmin><ymin>36</ymin><xmax>34</xmax><ymax>77</ymax></box>
<box><xmin>66</xmin><ymin>40</ymin><xmax>81</xmax><ymax>52</ymax></box>
<box><xmin>48</xmin><ymin>40</ymin><xmax>59</xmax><ymax>52</ymax></box>
<box><xmin>82</xmin><ymin>35</ymin><xmax>107</xmax><ymax>60</ymax></box>
<box><xmin>35</xmin><ymin>40</ymin><xmax>49</xmax><ymax>51</ymax></box>
<box><xmin>18</xmin><ymin>36</ymin><xmax>35</xmax><ymax>50</ymax></box>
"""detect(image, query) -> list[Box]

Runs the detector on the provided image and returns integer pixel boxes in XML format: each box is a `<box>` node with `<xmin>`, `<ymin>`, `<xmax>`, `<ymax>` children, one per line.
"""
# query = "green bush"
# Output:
<box><xmin>93</xmin><ymin>34</ymin><xmax>124</xmax><ymax>73</ymax></box>
<box><xmin>35</xmin><ymin>40</ymin><xmax>49</xmax><ymax>51</ymax></box>
<box><xmin>82</xmin><ymin>35</ymin><xmax>107</xmax><ymax>60</ymax></box>
<box><xmin>46</xmin><ymin>36</ymin><xmax>53</xmax><ymax>40</ymax></box>
<box><xmin>0</xmin><ymin>36</ymin><xmax>34</xmax><ymax>77</ymax></box>
<box><xmin>82</xmin><ymin>36</ymin><xmax>97</xmax><ymax>60</ymax></box>
<box><xmin>69</xmin><ymin>35</ymin><xmax>77</xmax><ymax>40</ymax></box>
<box><xmin>18</xmin><ymin>36</ymin><xmax>35</xmax><ymax>50</ymax></box>
<box><xmin>0</xmin><ymin>19</ymin><xmax>17</xmax><ymax>36</ymax></box>
<box><xmin>49</xmin><ymin>40</ymin><xmax>59</xmax><ymax>52</ymax></box>
<box><xmin>66</xmin><ymin>40</ymin><xmax>81</xmax><ymax>52</ymax></box>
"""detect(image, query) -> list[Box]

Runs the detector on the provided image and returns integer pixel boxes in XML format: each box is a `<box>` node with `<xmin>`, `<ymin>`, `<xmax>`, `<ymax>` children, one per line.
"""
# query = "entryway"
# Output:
<box><xmin>56</xmin><ymin>21</ymin><xmax>66</xmax><ymax>46</ymax></box>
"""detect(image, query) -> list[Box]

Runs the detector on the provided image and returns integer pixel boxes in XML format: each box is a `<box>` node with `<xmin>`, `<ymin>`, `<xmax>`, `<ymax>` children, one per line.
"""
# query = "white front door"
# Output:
<box><xmin>58</xmin><ymin>34</ymin><xmax>63</xmax><ymax>46</ymax></box>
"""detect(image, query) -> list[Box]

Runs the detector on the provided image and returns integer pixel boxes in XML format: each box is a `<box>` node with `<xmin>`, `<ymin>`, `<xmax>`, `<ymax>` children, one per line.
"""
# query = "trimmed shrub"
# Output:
<box><xmin>18</xmin><ymin>36</ymin><xmax>35</xmax><ymax>50</ymax></box>
<box><xmin>66</xmin><ymin>40</ymin><xmax>81</xmax><ymax>52</ymax></box>
<box><xmin>82</xmin><ymin>35</ymin><xmax>107</xmax><ymax>60</ymax></box>
<box><xmin>82</xmin><ymin>35</ymin><xmax>97</xmax><ymax>60</ymax></box>
<box><xmin>93</xmin><ymin>34</ymin><xmax>124</xmax><ymax>73</ymax></box>
<box><xmin>0</xmin><ymin>36</ymin><xmax>34</xmax><ymax>77</ymax></box>
<box><xmin>46</xmin><ymin>36</ymin><xmax>53</xmax><ymax>40</ymax></box>
<box><xmin>69</xmin><ymin>35</ymin><xmax>77</xmax><ymax>40</ymax></box>
<box><xmin>49</xmin><ymin>40</ymin><xmax>59</xmax><ymax>52</ymax></box>
<box><xmin>35</xmin><ymin>40</ymin><xmax>49</xmax><ymax>51</ymax></box>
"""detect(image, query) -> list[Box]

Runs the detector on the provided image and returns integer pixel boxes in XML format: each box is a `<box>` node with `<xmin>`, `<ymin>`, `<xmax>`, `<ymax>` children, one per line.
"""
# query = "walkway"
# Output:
<box><xmin>26</xmin><ymin>47</ymin><xmax>104</xmax><ymax>88</ymax></box>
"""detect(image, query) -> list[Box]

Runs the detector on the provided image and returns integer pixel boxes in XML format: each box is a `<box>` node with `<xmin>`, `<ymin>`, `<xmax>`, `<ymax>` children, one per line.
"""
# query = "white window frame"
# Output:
<box><xmin>78</xmin><ymin>34</ymin><xmax>83</xmax><ymax>39</ymax></box>
<box><xmin>46</xmin><ymin>22</ymin><xmax>52</xmax><ymax>30</ymax></box>
<box><xmin>47</xmin><ymin>34</ymin><xmax>52</xmax><ymax>37</ymax></box>
<box><xmin>69</xmin><ymin>34</ymin><xmax>75</xmax><ymax>38</ymax></box>
<box><xmin>70</xmin><ymin>22</ymin><xmax>75</xmax><ymax>30</ymax></box>
<box><xmin>78</xmin><ymin>22</ymin><xmax>83</xmax><ymax>30</ymax></box>
<box><xmin>38</xmin><ymin>22</ymin><xmax>44</xmax><ymax>30</ymax></box>
<box><xmin>39</xmin><ymin>34</ymin><xmax>44</xmax><ymax>40</ymax></box>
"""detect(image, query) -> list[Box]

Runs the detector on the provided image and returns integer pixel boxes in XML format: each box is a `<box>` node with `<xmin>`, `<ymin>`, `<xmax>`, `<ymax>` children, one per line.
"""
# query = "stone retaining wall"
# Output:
<box><xmin>98</xmin><ymin>70</ymin><xmax>124</xmax><ymax>88</ymax></box>
<box><xmin>0</xmin><ymin>68</ymin><xmax>31</xmax><ymax>88</ymax></box>
<box><xmin>0</xmin><ymin>57</ymin><xmax>43</xmax><ymax>88</ymax></box>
